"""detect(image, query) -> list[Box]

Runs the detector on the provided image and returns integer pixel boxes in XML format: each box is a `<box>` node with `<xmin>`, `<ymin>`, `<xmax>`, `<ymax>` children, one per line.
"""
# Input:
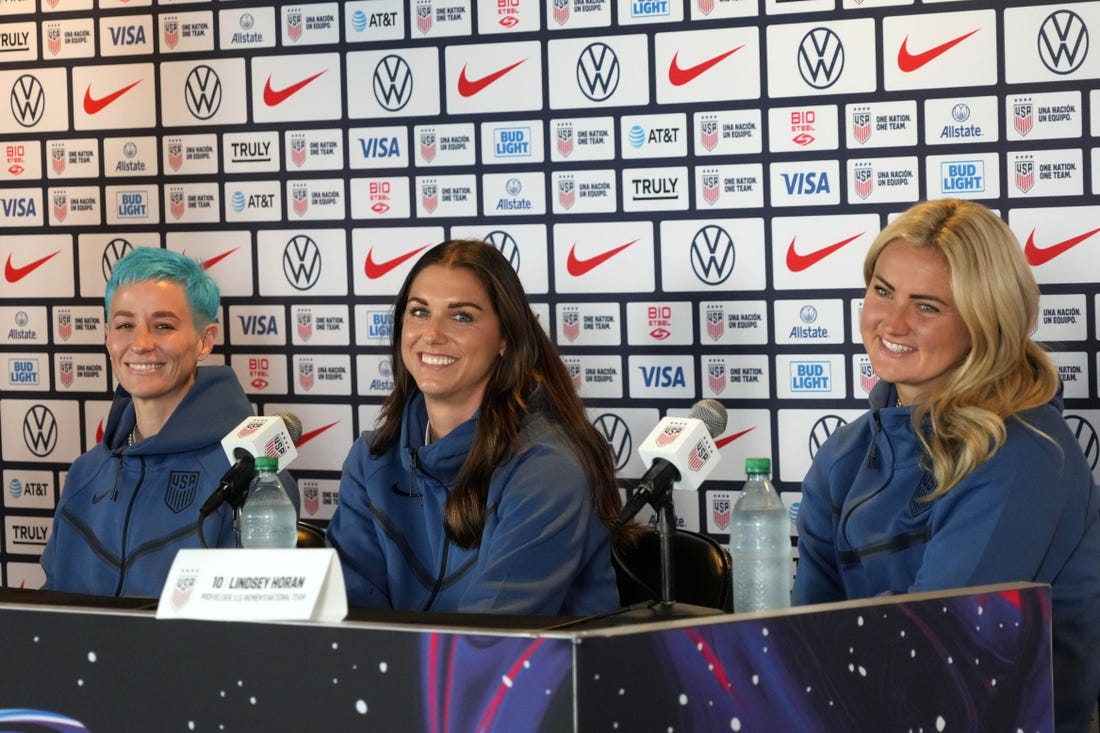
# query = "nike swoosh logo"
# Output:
<box><xmin>297</xmin><ymin>421</ymin><xmax>338</xmax><ymax>446</ymax></box>
<box><xmin>5</xmin><ymin>250</ymin><xmax>61</xmax><ymax>282</ymax></box>
<box><xmin>785</xmin><ymin>234</ymin><xmax>862</xmax><ymax>272</ymax></box>
<box><xmin>364</xmin><ymin>245</ymin><xmax>430</xmax><ymax>279</ymax></box>
<box><xmin>897</xmin><ymin>30</ymin><xmax>979</xmax><ymax>72</ymax></box>
<box><xmin>263</xmin><ymin>71</ymin><xmax>326</xmax><ymax>106</ymax></box>
<box><xmin>457</xmin><ymin>60</ymin><xmax>525</xmax><ymax>97</ymax></box>
<box><xmin>668</xmin><ymin>46</ymin><xmax>743</xmax><ymax>86</ymax></box>
<box><xmin>1024</xmin><ymin>227</ymin><xmax>1100</xmax><ymax>266</ymax></box>
<box><xmin>83</xmin><ymin>80</ymin><xmax>142</xmax><ymax>115</ymax></box>
<box><xmin>566</xmin><ymin>239</ymin><xmax>639</xmax><ymax>277</ymax></box>
<box><xmin>201</xmin><ymin>248</ymin><xmax>238</xmax><ymax>270</ymax></box>
<box><xmin>715</xmin><ymin>427</ymin><xmax>755</xmax><ymax>450</ymax></box>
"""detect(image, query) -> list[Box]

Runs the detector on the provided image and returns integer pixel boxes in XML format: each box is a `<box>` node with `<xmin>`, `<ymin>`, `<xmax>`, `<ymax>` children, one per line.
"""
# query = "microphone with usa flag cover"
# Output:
<box><xmin>616</xmin><ymin>400</ymin><xmax>726</xmax><ymax>525</ymax></box>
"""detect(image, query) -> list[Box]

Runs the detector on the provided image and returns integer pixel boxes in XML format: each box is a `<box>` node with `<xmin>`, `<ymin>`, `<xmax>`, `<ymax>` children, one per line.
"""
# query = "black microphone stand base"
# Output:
<box><xmin>590</xmin><ymin>601</ymin><xmax>727</xmax><ymax>628</ymax></box>
<box><xmin>553</xmin><ymin>500</ymin><xmax>729</xmax><ymax>630</ymax></box>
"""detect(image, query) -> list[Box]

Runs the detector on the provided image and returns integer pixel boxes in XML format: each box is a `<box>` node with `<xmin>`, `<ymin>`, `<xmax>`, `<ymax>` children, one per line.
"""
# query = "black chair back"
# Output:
<box><xmin>296</xmin><ymin>520</ymin><xmax>327</xmax><ymax>548</ymax></box>
<box><xmin>613</xmin><ymin>529</ymin><xmax>732</xmax><ymax>612</ymax></box>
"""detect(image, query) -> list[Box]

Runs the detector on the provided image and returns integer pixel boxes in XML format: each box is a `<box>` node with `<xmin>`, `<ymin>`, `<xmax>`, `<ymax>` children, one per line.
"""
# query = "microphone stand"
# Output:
<box><xmin>229</xmin><ymin>470</ymin><xmax>255</xmax><ymax>549</ymax></box>
<box><xmin>553</xmin><ymin>491</ymin><xmax>727</xmax><ymax>630</ymax></box>
<box><xmin>656</xmin><ymin>497</ymin><xmax>676</xmax><ymax>605</ymax></box>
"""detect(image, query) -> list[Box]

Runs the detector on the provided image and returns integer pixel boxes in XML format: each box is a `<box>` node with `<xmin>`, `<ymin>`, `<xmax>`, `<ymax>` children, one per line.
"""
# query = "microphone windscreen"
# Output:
<box><xmin>690</xmin><ymin>399</ymin><xmax>728</xmax><ymax>438</ymax></box>
<box><xmin>280</xmin><ymin>413</ymin><xmax>303</xmax><ymax>444</ymax></box>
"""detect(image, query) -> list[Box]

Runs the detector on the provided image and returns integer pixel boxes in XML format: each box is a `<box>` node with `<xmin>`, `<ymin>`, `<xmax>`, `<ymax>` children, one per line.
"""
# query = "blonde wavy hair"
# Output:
<box><xmin>863</xmin><ymin>199</ymin><xmax>1060</xmax><ymax>498</ymax></box>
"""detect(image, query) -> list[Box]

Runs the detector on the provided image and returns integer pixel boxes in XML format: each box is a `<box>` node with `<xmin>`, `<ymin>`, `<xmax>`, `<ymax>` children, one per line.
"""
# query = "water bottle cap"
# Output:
<box><xmin>254</xmin><ymin>455</ymin><xmax>278</xmax><ymax>471</ymax></box>
<box><xmin>745</xmin><ymin>457</ymin><xmax>771</xmax><ymax>474</ymax></box>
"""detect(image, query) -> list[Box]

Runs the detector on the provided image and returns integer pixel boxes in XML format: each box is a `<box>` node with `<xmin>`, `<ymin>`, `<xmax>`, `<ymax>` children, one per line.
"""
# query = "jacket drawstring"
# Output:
<box><xmin>868</xmin><ymin>409</ymin><xmax>881</xmax><ymax>470</ymax></box>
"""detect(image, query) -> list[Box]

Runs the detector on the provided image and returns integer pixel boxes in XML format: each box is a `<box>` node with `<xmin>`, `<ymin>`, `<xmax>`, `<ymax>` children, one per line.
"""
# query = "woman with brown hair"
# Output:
<box><xmin>329</xmin><ymin>239</ymin><xmax>629</xmax><ymax>616</ymax></box>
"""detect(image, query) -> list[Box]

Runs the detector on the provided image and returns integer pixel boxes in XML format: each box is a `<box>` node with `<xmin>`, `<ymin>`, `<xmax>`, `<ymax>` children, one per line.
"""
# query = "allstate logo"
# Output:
<box><xmin>951</xmin><ymin>103</ymin><xmax>970</xmax><ymax>123</ymax></box>
<box><xmin>799</xmin><ymin>305</ymin><xmax>818</xmax><ymax>323</ymax></box>
<box><xmin>351</xmin><ymin>10</ymin><xmax>368</xmax><ymax>32</ymax></box>
<box><xmin>231</xmin><ymin>190</ymin><xmax>247</xmax><ymax>212</ymax></box>
<box><xmin>628</xmin><ymin>124</ymin><xmax>646</xmax><ymax>148</ymax></box>
<box><xmin>505</xmin><ymin>177</ymin><xmax>522</xmax><ymax>196</ymax></box>
<box><xmin>8</xmin><ymin>478</ymin><xmax>22</xmax><ymax>500</ymax></box>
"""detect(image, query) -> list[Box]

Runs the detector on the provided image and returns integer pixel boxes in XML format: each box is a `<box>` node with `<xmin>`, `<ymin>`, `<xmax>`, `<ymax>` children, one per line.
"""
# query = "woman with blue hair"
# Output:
<box><xmin>41</xmin><ymin>247</ymin><xmax>294</xmax><ymax>598</ymax></box>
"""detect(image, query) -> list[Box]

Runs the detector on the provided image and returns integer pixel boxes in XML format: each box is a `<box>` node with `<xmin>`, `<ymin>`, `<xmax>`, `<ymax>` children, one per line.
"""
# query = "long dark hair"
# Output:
<box><xmin>371</xmin><ymin>239</ymin><xmax>633</xmax><ymax>548</ymax></box>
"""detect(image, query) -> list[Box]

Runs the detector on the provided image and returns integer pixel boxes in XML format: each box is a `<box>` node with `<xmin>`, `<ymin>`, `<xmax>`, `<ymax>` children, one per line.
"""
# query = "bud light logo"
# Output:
<box><xmin>493</xmin><ymin>127</ymin><xmax>531</xmax><ymax>158</ymax></box>
<box><xmin>941</xmin><ymin>160</ymin><xmax>984</xmax><ymax>193</ymax></box>
<box><xmin>791</xmin><ymin>361</ymin><xmax>831</xmax><ymax>392</ymax></box>
<box><xmin>8</xmin><ymin>358</ymin><xmax>39</xmax><ymax>385</ymax></box>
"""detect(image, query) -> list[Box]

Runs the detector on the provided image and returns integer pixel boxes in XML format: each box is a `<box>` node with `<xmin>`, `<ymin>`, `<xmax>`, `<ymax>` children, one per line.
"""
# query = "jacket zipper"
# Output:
<box><xmin>113</xmin><ymin>456</ymin><xmax>146</xmax><ymax>597</ymax></box>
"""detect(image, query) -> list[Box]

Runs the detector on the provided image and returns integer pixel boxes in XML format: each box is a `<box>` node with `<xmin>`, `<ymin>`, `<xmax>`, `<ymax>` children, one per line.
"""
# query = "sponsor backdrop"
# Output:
<box><xmin>0</xmin><ymin>0</ymin><xmax>1098</xmax><ymax>590</ymax></box>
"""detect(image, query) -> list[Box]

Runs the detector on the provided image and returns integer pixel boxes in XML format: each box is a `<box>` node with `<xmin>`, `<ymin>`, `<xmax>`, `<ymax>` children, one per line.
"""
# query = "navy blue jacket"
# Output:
<box><xmin>328</xmin><ymin>391</ymin><xmax>618</xmax><ymax>616</ymax></box>
<box><xmin>793</xmin><ymin>379</ymin><xmax>1100</xmax><ymax>733</ymax></box>
<box><xmin>41</xmin><ymin>366</ymin><xmax>295</xmax><ymax>598</ymax></box>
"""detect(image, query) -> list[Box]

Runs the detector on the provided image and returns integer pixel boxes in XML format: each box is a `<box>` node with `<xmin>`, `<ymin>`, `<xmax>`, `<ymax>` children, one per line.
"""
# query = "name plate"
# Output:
<box><xmin>156</xmin><ymin>548</ymin><xmax>347</xmax><ymax>623</ymax></box>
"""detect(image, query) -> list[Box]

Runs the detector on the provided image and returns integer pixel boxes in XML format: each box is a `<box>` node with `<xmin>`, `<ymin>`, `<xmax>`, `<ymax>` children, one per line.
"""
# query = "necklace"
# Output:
<box><xmin>128</xmin><ymin>427</ymin><xmax>137</xmax><ymax>447</ymax></box>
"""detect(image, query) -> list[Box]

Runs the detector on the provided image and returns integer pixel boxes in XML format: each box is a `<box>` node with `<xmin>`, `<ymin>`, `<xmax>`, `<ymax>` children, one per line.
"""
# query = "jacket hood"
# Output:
<box><xmin>103</xmin><ymin>366</ymin><xmax>254</xmax><ymax>455</ymax></box>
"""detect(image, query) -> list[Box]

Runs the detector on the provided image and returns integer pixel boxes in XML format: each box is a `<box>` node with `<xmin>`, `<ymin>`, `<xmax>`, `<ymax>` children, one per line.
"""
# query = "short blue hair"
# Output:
<box><xmin>104</xmin><ymin>247</ymin><xmax>220</xmax><ymax>328</ymax></box>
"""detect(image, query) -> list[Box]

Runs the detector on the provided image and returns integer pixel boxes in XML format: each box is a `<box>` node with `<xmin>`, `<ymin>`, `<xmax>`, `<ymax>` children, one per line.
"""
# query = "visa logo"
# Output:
<box><xmin>1</xmin><ymin>198</ymin><xmax>36</xmax><ymax>217</ymax></box>
<box><xmin>358</xmin><ymin>137</ymin><xmax>400</xmax><ymax>158</ymax></box>
<box><xmin>638</xmin><ymin>365</ymin><xmax>686</xmax><ymax>388</ymax></box>
<box><xmin>237</xmin><ymin>315</ymin><xmax>279</xmax><ymax>335</ymax></box>
<box><xmin>781</xmin><ymin>171</ymin><xmax>831</xmax><ymax>195</ymax></box>
<box><xmin>109</xmin><ymin>25</ymin><xmax>147</xmax><ymax>46</ymax></box>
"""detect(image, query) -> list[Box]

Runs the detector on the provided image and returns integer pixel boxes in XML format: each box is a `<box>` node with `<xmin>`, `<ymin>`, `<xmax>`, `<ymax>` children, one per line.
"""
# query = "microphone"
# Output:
<box><xmin>199</xmin><ymin>413</ymin><xmax>302</xmax><ymax>518</ymax></box>
<box><xmin>617</xmin><ymin>399</ymin><xmax>727</xmax><ymax>525</ymax></box>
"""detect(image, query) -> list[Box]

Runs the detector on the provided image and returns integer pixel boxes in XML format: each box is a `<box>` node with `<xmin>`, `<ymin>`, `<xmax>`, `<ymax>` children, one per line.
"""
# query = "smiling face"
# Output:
<box><xmin>860</xmin><ymin>239</ymin><xmax>972</xmax><ymax>406</ymax></box>
<box><xmin>106</xmin><ymin>279</ymin><xmax>216</xmax><ymax>415</ymax></box>
<box><xmin>400</xmin><ymin>264</ymin><xmax>506</xmax><ymax>423</ymax></box>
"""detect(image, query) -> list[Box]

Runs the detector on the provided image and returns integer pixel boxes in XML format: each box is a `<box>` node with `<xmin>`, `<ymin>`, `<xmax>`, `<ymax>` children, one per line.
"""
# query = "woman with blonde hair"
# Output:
<box><xmin>792</xmin><ymin>199</ymin><xmax>1100</xmax><ymax>732</ymax></box>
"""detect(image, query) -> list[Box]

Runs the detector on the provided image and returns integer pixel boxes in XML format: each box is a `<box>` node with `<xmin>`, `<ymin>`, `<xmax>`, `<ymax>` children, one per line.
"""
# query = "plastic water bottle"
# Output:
<box><xmin>238</xmin><ymin>456</ymin><xmax>298</xmax><ymax>549</ymax></box>
<box><xmin>730</xmin><ymin>457</ymin><xmax>792</xmax><ymax>613</ymax></box>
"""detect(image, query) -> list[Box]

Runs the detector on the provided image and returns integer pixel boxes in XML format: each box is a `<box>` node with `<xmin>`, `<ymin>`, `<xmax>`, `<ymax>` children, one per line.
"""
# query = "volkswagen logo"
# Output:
<box><xmin>593</xmin><ymin>412</ymin><xmax>632</xmax><ymax>471</ymax></box>
<box><xmin>23</xmin><ymin>404</ymin><xmax>59</xmax><ymax>457</ymax></box>
<box><xmin>577</xmin><ymin>42</ymin><xmax>620</xmax><ymax>102</ymax></box>
<box><xmin>185</xmin><ymin>65</ymin><xmax>222</xmax><ymax>119</ymax></box>
<box><xmin>808</xmin><ymin>414</ymin><xmax>847</xmax><ymax>458</ymax></box>
<box><xmin>10</xmin><ymin>74</ymin><xmax>45</xmax><ymax>128</ymax></box>
<box><xmin>483</xmin><ymin>230</ymin><xmax>521</xmax><ymax>272</ymax></box>
<box><xmin>373</xmin><ymin>54</ymin><xmax>413</xmax><ymax>111</ymax></box>
<box><xmin>1066</xmin><ymin>414</ymin><xmax>1099</xmax><ymax>469</ymax></box>
<box><xmin>690</xmin><ymin>225</ymin><xmax>736</xmax><ymax>285</ymax></box>
<box><xmin>283</xmin><ymin>234</ymin><xmax>322</xmax><ymax>290</ymax></box>
<box><xmin>798</xmin><ymin>27</ymin><xmax>845</xmax><ymax>89</ymax></box>
<box><xmin>102</xmin><ymin>238</ymin><xmax>134</xmax><ymax>282</ymax></box>
<box><xmin>1038</xmin><ymin>10</ymin><xmax>1088</xmax><ymax>75</ymax></box>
